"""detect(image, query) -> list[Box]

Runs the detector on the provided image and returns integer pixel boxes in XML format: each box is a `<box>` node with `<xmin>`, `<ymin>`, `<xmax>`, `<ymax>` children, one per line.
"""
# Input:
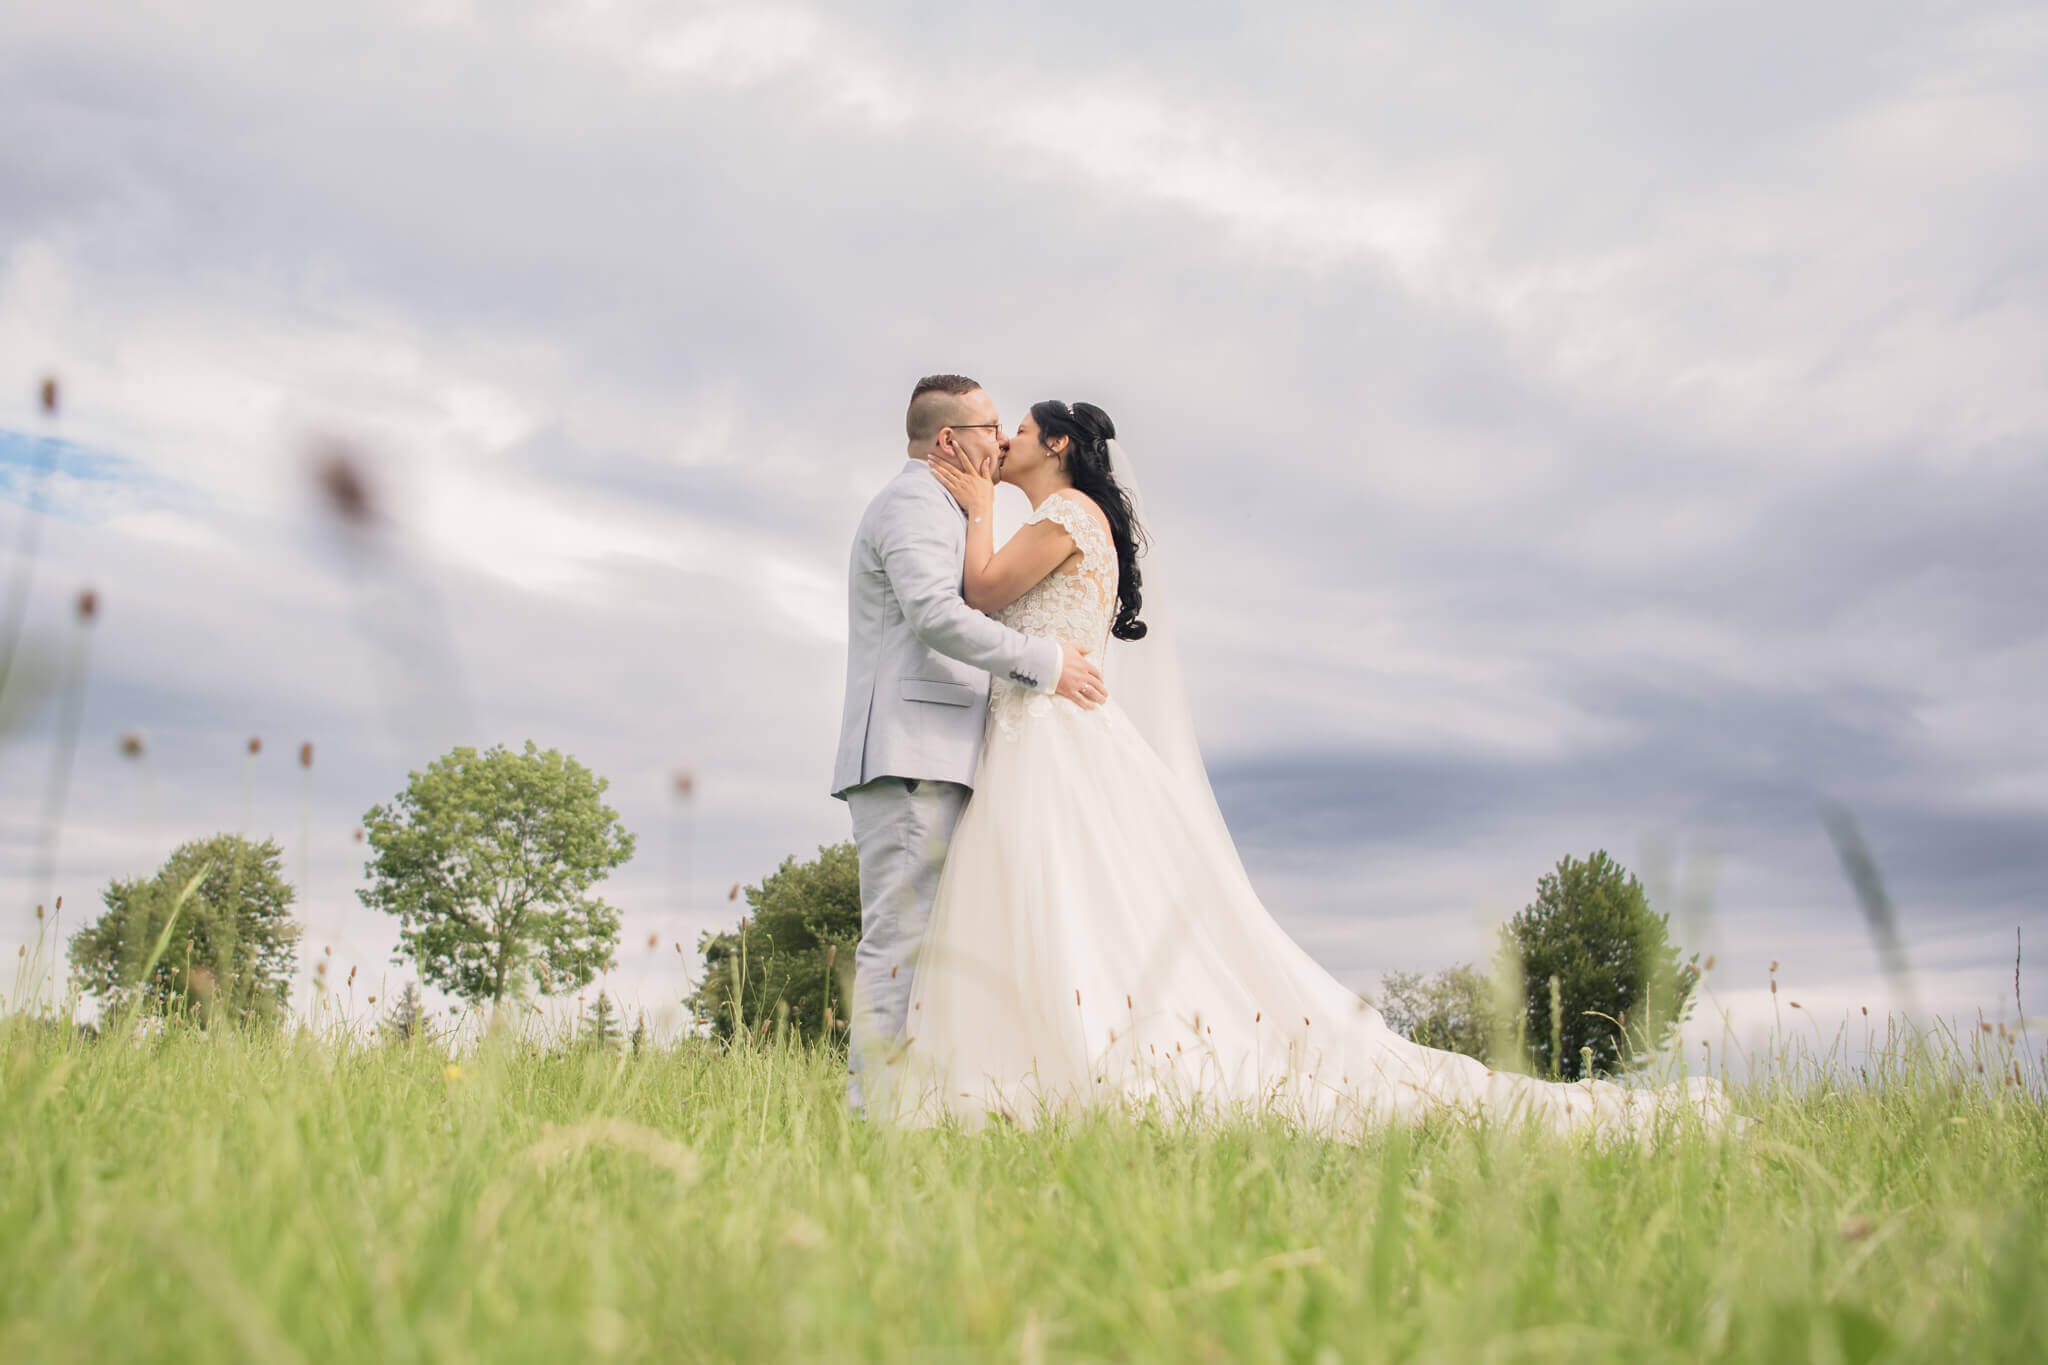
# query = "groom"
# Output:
<box><xmin>832</xmin><ymin>373</ymin><xmax>1107</xmax><ymax>1113</ymax></box>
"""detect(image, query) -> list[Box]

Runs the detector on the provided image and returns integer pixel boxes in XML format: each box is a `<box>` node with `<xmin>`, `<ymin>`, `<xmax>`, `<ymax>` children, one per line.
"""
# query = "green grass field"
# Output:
<box><xmin>3</xmin><ymin>1017</ymin><xmax>2043</xmax><ymax>1363</ymax></box>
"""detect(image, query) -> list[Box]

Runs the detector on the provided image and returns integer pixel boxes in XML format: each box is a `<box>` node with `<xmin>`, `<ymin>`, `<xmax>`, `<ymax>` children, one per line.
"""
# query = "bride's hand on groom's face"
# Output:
<box><xmin>929</xmin><ymin>444</ymin><xmax>996</xmax><ymax>519</ymax></box>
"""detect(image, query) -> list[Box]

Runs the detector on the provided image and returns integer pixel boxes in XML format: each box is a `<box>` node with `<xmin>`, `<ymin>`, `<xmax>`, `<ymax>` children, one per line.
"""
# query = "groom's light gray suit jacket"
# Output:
<box><xmin>832</xmin><ymin>460</ymin><xmax>1062</xmax><ymax>799</ymax></box>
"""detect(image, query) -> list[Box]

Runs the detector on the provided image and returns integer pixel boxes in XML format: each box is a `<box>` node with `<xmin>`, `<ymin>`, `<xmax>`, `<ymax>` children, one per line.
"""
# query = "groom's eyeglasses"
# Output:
<box><xmin>947</xmin><ymin>424</ymin><xmax>1005</xmax><ymax>434</ymax></box>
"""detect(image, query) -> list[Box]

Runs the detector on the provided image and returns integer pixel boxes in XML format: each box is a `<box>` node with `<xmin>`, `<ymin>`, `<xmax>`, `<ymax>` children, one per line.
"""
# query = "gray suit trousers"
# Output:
<box><xmin>843</xmin><ymin>774</ymin><xmax>970</xmax><ymax>1114</ymax></box>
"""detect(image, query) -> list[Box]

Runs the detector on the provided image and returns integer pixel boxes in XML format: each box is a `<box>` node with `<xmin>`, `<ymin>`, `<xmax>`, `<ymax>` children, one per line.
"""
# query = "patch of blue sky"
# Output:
<box><xmin>0</xmin><ymin>428</ymin><xmax>175</xmax><ymax>521</ymax></box>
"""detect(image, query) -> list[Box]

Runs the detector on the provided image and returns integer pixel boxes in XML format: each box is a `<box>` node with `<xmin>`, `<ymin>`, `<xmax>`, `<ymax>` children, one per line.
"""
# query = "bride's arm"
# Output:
<box><xmin>930</xmin><ymin>457</ymin><xmax>1077</xmax><ymax>614</ymax></box>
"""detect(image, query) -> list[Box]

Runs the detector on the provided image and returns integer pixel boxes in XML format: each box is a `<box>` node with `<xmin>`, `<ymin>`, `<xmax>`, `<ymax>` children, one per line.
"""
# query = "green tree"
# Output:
<box><xmin>582</xmin><ymin>990</ymin><xmax>621</xmax><ymax>1050</ymax></box>
<box><xmin>383</xmin><ymin>981</ymin><xmax>427</xmax><ymax>1044</ymax></box>
<box><xmin>68</xmin><ymin>834</ymin><xmax>299</xmax><ymax>1024</ymax></box>
<box><xmin>1376</xmin><ymin>962</ymin><xmax>1499</xmax><ymax>1061</ymax></box>
<box><xmin>689</xmin><ymin>842</ymin><xmax>859</xmax><ymax>1046</ymax></box>
<box><xmin>359</xmin><ymin>742</ymin><xmax>635</xmax><ymax>1006</ymax></box>
<box><xmin>1494</xmin><ymin>850</ymin><xmax>1699</xmax><ymax>1078</ymax></box>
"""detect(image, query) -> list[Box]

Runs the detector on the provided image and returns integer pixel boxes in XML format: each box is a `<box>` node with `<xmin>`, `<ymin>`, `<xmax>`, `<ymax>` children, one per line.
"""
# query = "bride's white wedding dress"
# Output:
<box><xmin>883</xmin><ymin>485</ymin><xmax>1726</xmax><ymax>1139</ymax></box>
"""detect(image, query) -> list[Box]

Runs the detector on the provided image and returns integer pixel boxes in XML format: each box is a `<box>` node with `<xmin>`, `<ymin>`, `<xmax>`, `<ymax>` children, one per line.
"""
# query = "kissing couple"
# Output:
<box><xmin>832</xmin><ymin>374</ymin><xmax>1726</xmax><ymax>1137</ymax></box>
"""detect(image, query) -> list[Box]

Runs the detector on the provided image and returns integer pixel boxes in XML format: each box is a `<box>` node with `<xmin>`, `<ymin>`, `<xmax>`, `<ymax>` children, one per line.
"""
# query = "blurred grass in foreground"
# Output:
<box><xmin>2</xmin><ymin>1017</ymin><xmax>2043</xmax><ymax>1364</ymax></box>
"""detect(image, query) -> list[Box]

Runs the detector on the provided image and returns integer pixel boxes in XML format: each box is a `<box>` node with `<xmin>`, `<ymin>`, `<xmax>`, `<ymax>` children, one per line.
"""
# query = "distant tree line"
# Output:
<box><xmin>685</xmin><ymin>844</ymin><xmax>1700</xmax><ymax>1078</ymax></box>
<box><xmin>64</xmin><ymin>736</ymin><xmax>1695</xmax><ymax>1081</ymax></box>
<box><xmin>67</xmin><ymin>741</ymin><xmax>636</xmax><ymax>1036</ymax></box>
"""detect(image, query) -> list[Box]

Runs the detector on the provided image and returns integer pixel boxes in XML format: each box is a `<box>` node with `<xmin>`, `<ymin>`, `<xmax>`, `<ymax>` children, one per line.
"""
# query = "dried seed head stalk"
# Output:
<box><xmin>312</xmin><ymin>442</ymin><xmax>377</xmax><ymax>526</ymax></box>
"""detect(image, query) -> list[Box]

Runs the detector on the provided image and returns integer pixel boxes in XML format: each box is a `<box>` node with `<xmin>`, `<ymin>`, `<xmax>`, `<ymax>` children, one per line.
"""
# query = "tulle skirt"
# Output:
<box><xmin>880</xmin><ymin>694</ymin><xmax>1727</xmax><ymax>1140</ymax></box>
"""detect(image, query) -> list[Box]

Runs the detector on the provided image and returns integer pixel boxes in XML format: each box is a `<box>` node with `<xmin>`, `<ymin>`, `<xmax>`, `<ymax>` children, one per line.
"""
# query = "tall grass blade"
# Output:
<box><xmin>114</xmin><ymin>862</ymin><xmax>211</xmax><ymax>1035</ymax></box>
<box><xmin>1820</xmin><ymin>802</ymin><xmax>1921</xmax><ymax>1018</ymax></box>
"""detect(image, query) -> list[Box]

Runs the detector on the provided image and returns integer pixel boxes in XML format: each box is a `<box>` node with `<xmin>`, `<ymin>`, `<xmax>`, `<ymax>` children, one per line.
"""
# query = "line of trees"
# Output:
<box><xmin>66</xmin><ymin>741</ymin><xmax>636</xmax><ymax>1033</ymax></box>
<box><xmin>66</xmin><ymin>738</ymin><xmax>1696</xmax><ymax>1080</ymax></box>
<box><xmin>686</xmin><ymin>843</ymin><xmax>1702</xmax><ymax>1078</ymax></box>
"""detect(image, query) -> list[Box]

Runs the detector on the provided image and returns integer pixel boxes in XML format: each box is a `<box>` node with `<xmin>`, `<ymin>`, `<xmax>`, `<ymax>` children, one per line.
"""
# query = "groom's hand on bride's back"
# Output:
<box><xmin>1055</xmin><ymin>642</ymin><xmax>1106</xmax><ymax>710</ymax></box>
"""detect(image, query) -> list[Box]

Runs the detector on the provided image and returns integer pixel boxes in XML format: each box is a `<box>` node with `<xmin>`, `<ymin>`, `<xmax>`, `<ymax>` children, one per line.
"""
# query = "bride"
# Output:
<box><xmin>889</xmin><ymin>400</ymin><xmax>1726</xmax><ymax>1138</ymax></box>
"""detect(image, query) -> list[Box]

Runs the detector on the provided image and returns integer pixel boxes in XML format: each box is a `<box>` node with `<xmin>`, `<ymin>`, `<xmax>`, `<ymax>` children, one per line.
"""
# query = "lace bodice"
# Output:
<box><xmin>989</xmin><ymin>493</ymin><xmax>1117</xmax><ymax>738</ymax></box>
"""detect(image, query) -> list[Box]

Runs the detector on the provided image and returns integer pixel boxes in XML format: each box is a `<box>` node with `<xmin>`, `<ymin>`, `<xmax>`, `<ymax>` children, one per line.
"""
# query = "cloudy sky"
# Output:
<box><xmin>2</xmin><ymin>0</ymin><xmax>2042</xmax><ymax>1059</ymax></box>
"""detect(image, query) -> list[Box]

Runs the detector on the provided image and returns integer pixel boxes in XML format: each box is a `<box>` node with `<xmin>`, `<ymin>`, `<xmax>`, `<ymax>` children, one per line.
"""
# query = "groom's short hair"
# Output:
<box><xmin>906</xmin><ymin>374</ymin><xmax>982</xmax><ymax>442</ymax></box>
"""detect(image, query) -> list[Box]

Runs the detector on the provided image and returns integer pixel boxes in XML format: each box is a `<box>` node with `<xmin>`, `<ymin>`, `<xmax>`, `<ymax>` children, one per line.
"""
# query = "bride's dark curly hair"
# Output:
<box><xmin>1030</xmin><ymin>400</ymin><xmax>1148</xmax><ymax>641</ymax></box>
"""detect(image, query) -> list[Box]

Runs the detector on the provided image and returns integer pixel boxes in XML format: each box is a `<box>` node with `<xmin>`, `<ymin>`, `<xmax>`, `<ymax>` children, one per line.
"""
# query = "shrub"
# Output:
<box><xmin>1376</xmin><ymin>963</ymin><xmax>1498</xmax><ymax>1061</ymax></box>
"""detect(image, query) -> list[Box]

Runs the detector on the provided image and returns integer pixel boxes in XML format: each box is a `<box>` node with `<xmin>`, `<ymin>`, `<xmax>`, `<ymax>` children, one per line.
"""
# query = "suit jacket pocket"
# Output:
<box><xmin>899</xmin><ymin>678</ymin><xmax>977</xmax><ymax>707</ymax></box>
